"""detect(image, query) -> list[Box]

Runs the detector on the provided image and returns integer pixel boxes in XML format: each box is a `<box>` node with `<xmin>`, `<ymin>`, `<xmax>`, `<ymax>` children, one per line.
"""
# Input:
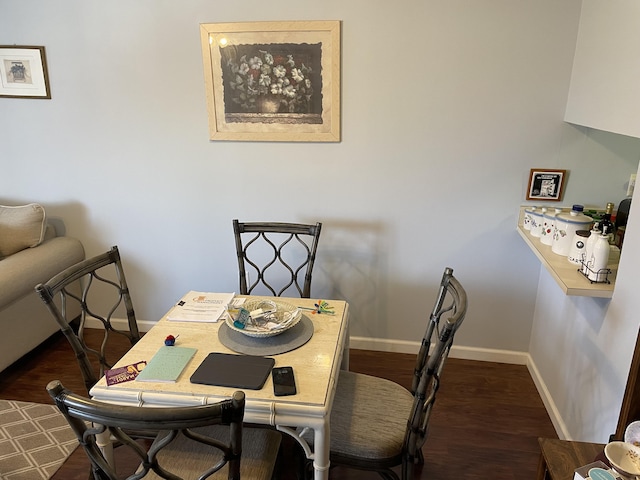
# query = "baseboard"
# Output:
<box><xmin>348</xmin><ymin>336</ymin><xmax>531</xmax><ymax>365</ymax></box>
<box><xmin>93</xmin><ymin>319</ymin><xmax>567</xmax><ymax>439</ymax></box>
<box><xmin>85</xmin><ymin>318</ymin><xmax>156</xmax><ymax>332</ymax></box>
<box><xmin>526</xmin><ymin>355</ymin><xmax>570</xmax><ymax>440</ymax></box>
<box><xmin>135</xmin><ymin>319</ymin><xmax>156</xmax><ymax>332</ymax></box>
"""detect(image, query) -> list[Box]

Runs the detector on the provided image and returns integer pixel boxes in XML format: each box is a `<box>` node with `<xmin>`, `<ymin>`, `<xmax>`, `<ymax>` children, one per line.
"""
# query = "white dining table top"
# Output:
<box><xmin>90</xmin><ymin>295</ymin><xmax>350</xmax><ymax>421</ymax></box>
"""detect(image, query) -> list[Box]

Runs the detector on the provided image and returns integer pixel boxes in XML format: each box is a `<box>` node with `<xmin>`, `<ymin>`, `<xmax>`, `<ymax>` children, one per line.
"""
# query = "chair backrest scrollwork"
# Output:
<box><xmin>36</xmin><ymin>246</ymin><xmax>140</xmax><ymax>395</ymax></box>
<box><xmin>233</xmin><ymin>220</ymin><xmax>322</xmax><ymax>298</ymax></box>
<box><xmin>47</xmin><ymin>380</ymin><xmax>245</xmax><ymax>480</ymax></box>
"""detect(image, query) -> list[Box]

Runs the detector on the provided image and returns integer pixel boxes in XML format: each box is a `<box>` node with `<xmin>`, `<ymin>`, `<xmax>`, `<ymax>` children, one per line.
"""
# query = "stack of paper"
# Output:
<box><xmin>167</xmin><ymin>291</ymin><xmax>235</xmax><ymax>323</ymax></box>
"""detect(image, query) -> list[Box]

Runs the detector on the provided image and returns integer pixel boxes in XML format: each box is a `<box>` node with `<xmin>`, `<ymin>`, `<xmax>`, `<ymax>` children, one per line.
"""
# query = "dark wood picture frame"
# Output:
<box><xmin>0</xmin><ymin>45</ymin><xmax>51</xmax><ymax>99</ymax></box>
<box><xmin>526</xmin><ymin>169</ymin><xmax>567</xmax><ymax>202</ymax></box>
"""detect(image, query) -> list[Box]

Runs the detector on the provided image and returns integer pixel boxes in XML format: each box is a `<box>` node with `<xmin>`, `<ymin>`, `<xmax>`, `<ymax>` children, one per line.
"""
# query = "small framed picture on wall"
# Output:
<box><xmin>0</xmin><ymin>45</ymin><xmax>51</xmax><ymax>99</ymax></box>
<box><xmin>526</xmin><ymin>169</ymin><xmax>567</xmax><ymax>202</ymax></box>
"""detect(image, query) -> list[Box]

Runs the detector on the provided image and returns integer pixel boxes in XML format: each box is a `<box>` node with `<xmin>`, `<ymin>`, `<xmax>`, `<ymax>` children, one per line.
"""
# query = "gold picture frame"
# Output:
<box><xmin>0</xmin><ymin>46</ymin><xmax>51</xmax><ymax>99</ymax></box>
<box><xmin>200</xmin><ymin>21</ymin><xmax>341</xmax><ymax>142</ymax></box>
<box><xmin>526</xmin><ymin>168</ymin><xmax>567</xmax><ymax>201</ymax></box>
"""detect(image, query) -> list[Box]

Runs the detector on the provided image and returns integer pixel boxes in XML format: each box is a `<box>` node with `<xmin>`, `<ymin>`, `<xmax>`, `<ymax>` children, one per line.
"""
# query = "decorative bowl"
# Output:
<box><xmin>225</xmin><ymin>300</ymin><xmax>301</xmax><ymax>338</ymax></box>
<box><xmin>625</xmin><ymin>421</ymin><xmax>640</xmax><ymax>447</ymax></box>
<box><xmin>604</xmin><ymin>441</ymin><xmax>640</xmax><ymax>478</ymax></box>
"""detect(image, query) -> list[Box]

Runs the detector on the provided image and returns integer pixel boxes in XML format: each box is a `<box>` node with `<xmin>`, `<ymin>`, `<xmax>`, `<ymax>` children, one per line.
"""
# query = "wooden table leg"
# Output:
<box><xmin>536</xmin><ymin>450</ymin><xmax>549</xmax><ymax>480</ymax></box>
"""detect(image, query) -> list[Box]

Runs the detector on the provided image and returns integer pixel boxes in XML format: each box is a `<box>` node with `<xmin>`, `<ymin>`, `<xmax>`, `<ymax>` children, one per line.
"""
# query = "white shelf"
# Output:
<box><xmin>517</xmin><ymin>225</ymin><xmax>616</xmax><ymax>298</ymax></box>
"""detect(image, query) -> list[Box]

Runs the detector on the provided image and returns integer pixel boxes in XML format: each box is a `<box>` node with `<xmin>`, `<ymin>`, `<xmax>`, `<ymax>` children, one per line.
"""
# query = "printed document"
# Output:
<box><xmin>167</xmin><ymin>291</ymin><xmax>235</xmax><ymax>323</ymax></box>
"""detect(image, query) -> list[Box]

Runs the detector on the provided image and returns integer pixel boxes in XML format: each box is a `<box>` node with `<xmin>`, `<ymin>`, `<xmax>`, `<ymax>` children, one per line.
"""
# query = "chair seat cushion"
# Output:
<box><xmin>141</xmin><ymin>425</ymin><xmax>281</xmax><ymax>479</ymax></box>
<box><xmin>328</xmin><ymin>370</ymin><xmax>414</xmax><ymax>465</ymax></box>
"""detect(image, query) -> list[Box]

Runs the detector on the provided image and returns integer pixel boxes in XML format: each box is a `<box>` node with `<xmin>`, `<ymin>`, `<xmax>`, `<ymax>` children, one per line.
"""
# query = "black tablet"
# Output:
<box><xmin>190</xmin><ymin>353</ymin><xmax>275</xmax><ymax>390</ymax></box>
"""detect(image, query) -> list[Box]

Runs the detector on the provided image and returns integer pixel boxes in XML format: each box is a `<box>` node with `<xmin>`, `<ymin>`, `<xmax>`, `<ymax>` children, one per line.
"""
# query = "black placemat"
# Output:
<box><xmin>218</xmin><ymin>315</ymin><xmax>314</xmax><ymax>356</ymax></box>
<box><xmin>190</xmin><ymin>353</ymin><xmax>275</xmax><ymax>390</ymax></box>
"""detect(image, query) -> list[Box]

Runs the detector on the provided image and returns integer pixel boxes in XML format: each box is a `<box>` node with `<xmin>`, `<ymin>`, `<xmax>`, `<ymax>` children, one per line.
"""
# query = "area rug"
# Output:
<box><xmin>0</xmin><ymin>400</ymin><xmax>78</xmax><ymax>480</ymax></box>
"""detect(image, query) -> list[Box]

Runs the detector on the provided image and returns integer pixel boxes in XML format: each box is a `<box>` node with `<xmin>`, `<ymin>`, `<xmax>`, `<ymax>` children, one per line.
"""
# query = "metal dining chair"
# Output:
<box><xmin>47</xmin><ymin>380</ymin><xmax>281</xmax><ymax>480</ymax></box>
<box><xmin>36</xmin><ymin>245</ymin><xmax>162</xmax><ymax>468</ymax></box>
<box><xmin>35</xmin><ymin>246</ymin><xmax>140</xmax><ymax>396</ymax></box>
<box><xmin>304</xmin><ymin>267</ymin><xmax>468</xmax><ymax>479</ymax></box>
<box><xmin>232</xmin><ymin>220</ymin><xmax>322</xmax><ymax>298</ymax></box>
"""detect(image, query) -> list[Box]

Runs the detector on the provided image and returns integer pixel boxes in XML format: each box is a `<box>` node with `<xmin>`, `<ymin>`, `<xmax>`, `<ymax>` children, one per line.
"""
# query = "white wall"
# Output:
<box><xmin>527</xmin><ymin>0</ymin><xmax>640</xmax><ymax>443</ymax></box>
<box><xmin>1</xmin><ymin>1</ymin><xmax>640</xmax><ymax>438</ymax></box>
<box><xmin>529</xmin><ymin>161</ymin><xmax>640</xmax><ymax>442</ymax></box>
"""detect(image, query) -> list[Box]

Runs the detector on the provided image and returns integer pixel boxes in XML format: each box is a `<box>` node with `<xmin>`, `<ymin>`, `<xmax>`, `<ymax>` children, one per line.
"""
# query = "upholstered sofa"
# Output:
<box><xmin>0</xmin><ymin>204</ymin><xmax>85</xmax><ymax>372</ymax></box>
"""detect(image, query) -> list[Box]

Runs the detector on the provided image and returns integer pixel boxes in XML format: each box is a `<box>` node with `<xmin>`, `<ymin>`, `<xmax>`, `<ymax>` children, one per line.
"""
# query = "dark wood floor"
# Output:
<box><xmin>0</xmin><ymin>331</ymin><xmax>558</xmax><ymax>479</ymax></box>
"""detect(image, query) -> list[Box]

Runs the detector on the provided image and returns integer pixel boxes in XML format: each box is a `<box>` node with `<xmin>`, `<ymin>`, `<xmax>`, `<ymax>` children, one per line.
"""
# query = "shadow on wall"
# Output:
<box><xmin>307</xmin><ymin>218</ymin><xmax>389</xmax><ymax>339</ymax></box>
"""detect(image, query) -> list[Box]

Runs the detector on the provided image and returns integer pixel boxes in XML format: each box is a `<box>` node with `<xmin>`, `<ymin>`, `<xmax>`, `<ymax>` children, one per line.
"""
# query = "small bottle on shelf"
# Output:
<box><xmin>615</xmin><ymin>198</ymin><xmax>632</xmax><ymax>250</ymax></box>
<box><xmin>599</xmin><ymin>202</ymin><xmax>615</xmax><ymax>243</ymax></box>
<box><xmin>582</xmin><ymin>225</ymin><xmax>600</xmax><ymax>275</ymax></box>
<box><xmin>587</xmin><ymin>231</ymin><xmax>611</xmax><ymax>283</ymax></box>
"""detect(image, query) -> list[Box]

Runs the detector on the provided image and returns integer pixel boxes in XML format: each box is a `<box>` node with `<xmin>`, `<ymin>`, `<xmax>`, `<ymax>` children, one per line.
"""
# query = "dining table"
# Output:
<box><xmin>89</xmin><ymin>294</ymin><xmax>350</xmax><ymax>480</ymax></box>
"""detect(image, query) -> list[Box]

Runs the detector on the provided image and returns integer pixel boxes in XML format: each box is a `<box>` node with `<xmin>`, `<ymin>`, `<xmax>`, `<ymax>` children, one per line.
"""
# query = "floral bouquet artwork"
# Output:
<box><xmin>220</xmin><ymin>43</ymin><xmax>322</xmax><ymax>116</ymax></box>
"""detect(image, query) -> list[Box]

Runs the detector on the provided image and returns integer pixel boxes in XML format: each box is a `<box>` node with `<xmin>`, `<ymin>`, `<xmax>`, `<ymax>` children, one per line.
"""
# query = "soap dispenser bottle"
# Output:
<box><xmin>587</xmin><ymin>231</ymin><xmax>610</xmax><ymax>282</ymax></box>
<box><xmin>582</xmin><ymin>224</ymin><xmax>601</xmax><ymax>275</ymax></box>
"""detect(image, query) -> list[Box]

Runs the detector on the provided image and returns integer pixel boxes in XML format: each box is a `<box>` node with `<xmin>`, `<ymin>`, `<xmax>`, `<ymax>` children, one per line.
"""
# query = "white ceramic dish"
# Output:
<box><xmin>226</xmin><ymin>300</ymin><xmax>301</xmax><ymax>338</ymax></box>
<box><xmin>625</xmin><ymin>421</ymin><xmax>640</xmax><ymax>447</ymax></box>
<box><xmin>604</xmin><ymin>441</ymin><xmax>640</xmax><ymax>478</ymax></box>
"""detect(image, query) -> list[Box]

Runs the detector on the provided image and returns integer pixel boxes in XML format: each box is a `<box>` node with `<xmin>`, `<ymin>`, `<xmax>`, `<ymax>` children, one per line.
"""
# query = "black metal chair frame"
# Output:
<box><xmin>35</xmin><ymin>245</ymin><xmax>141</xmax><ymax>395</ymax></box>
<box><xmin>328</xmin><ymin>267</ymin><xmax>468</xmax><ymax>480</ymax></box>
<box><xmin>403</xmin><ymin>267</ymin><xmax>467</xmax><ymax>478</ymax></box>
<box><xmin>47</xmin><ymin>380</ymin><xmax>245</xmax><ymax>480</ymax></box>
<box><xmin>232</xmin><ymin>220</ymin><xmax>322</xmax><ymax>298</ymax></box>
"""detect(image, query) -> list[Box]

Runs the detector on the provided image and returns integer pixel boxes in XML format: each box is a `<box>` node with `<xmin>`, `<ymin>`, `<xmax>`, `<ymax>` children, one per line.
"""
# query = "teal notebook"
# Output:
<box><xmin>135</xmin><ymin>346</ymin><xmax>197</xmax><ymax>383</ymax></box>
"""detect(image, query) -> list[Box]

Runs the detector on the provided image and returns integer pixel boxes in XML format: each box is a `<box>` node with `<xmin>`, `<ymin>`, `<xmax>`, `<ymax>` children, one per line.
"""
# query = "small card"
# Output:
<box><xmin>105</xmin><ymin>361</ymin><xmax>147</xmax><ymax>386</ymax></box>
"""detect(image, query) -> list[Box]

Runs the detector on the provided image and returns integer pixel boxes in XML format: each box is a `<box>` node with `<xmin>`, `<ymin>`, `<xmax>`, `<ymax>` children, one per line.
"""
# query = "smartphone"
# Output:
<box><xmin>272</xmin><ymin>366</ymin><xmax>297</xmax><ymax>396</ymax></box>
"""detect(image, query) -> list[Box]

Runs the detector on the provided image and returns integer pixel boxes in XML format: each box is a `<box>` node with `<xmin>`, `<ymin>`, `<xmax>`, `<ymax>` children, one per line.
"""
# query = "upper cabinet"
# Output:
<box><xmin>564</xmin><ymin>0</ymin><xmax>640</xmax><ymax>139</ymax></box>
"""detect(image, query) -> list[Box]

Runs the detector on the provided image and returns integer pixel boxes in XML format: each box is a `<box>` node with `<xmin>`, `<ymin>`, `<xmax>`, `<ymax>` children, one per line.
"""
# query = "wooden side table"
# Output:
<box><xmin>537</xmin><ymin>438</ymin><xmax>605</xmax><ymax>480</ymax></box>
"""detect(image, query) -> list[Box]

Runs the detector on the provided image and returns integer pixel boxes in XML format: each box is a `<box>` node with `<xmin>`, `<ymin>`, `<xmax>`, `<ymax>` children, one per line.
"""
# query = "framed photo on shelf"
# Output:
<box><xmin>526</xmin><ymin>168</ymin><xmax>567</xmax><ymax>201</ymax></box>
<box><xmin>200</xmin><ymin>20</ymin><xmax>341</xmax><ymax>142</ymax></box>
<box><xmin>0</xmin><ymin>46</ymin><xmax>51</xmax><ymax>99</ymax></box>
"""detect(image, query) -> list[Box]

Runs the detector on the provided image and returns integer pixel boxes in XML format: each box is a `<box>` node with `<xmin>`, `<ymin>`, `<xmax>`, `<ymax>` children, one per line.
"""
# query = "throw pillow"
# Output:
<box><xmin>0</xmin><ymin>203</ymin><xmax>47</xmax><ymax>258</ymax></box>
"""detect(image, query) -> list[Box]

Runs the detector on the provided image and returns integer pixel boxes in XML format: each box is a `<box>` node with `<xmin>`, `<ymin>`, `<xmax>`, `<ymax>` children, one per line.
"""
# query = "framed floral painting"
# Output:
<box><xmin>200</xmin><ymin>21</ymin><xmax>341</xmax><ymax>142</ymax></box>
<box><xmin>0</xmin><ymin>46</ymin><xmax>51</xmax><ymax>99</ymax></box>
